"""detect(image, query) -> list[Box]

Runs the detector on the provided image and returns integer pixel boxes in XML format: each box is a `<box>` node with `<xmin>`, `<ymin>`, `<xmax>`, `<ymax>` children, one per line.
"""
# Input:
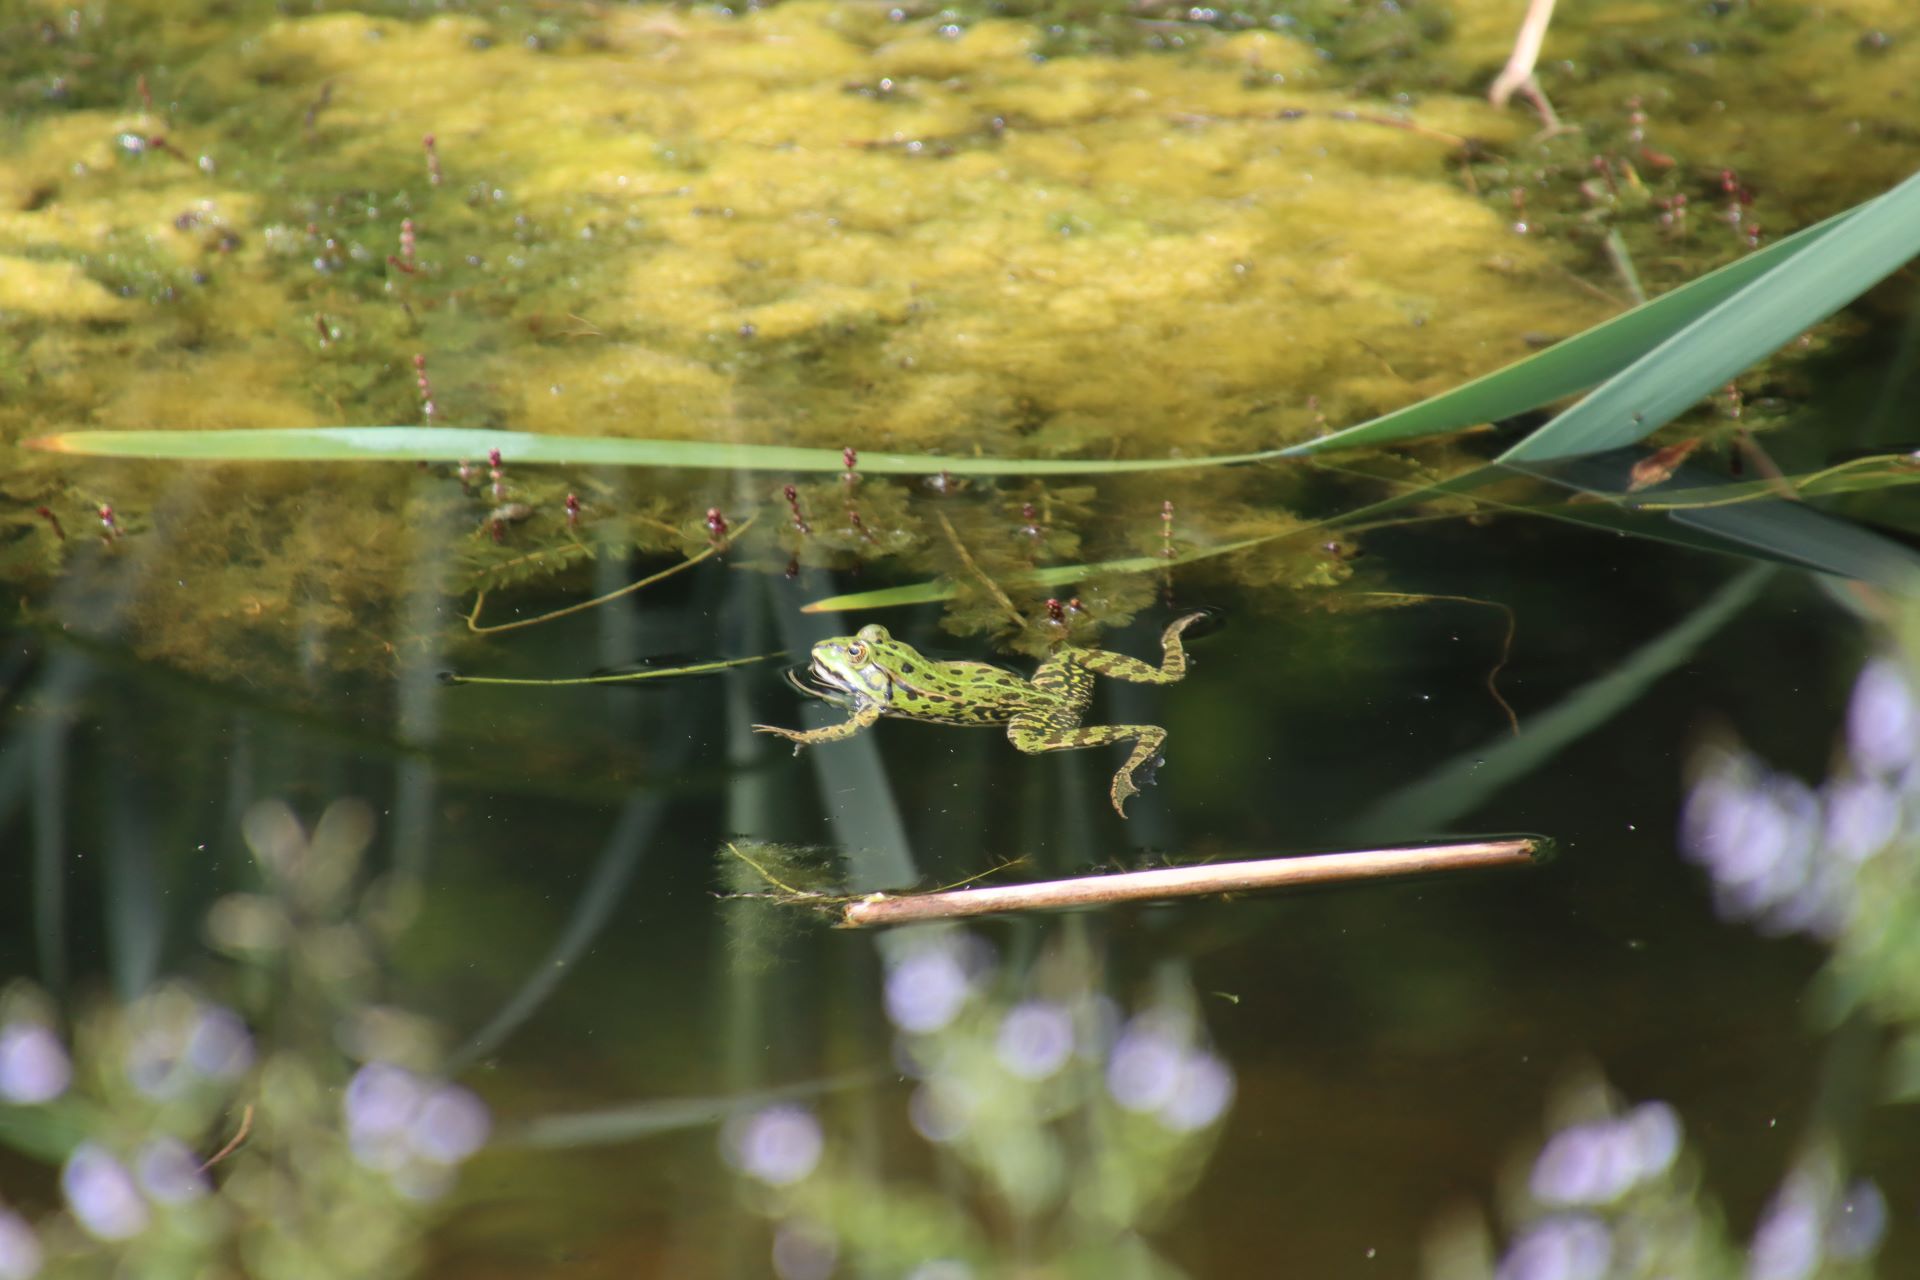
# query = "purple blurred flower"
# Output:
<box><xmin>771</xmin><ymin>1219</ymin><xmax>837</xmax><ymax>1280</ymax></box>
<box><xmin>1749</xmin><ymin>1172</ymin><xmax>1823</xmax><ymax>1280</ymax></box>
<box><xmin>996</xmin><ymin>1001</ymin><xmax>1074</xmax><ymax>1080</ymax></box>
<box><xmin>1531</xmin><ymin>1103</ymin><xmax>1680</xmax><ymax>1206</ymax></box>
<box><xmin>908</xmin><ymin>1081</ymin><xmax>969</xmax><ymax>1145</ymax></box>
<box><xmin>1621</xmin><ymin>1102</ymin><xmax>1681</xmax><ymax>1178</ymax></box>
<box><xmin>1106</xmin><ymin>1017</ymin><xmax>1187</xmax><ymax>1113</ymax></box>
<box><xmin>345</xmin><ymin>1062</ymin><xmax>425</xmax><ymax>1171</ymax></box>
<box><xmin>1681</xmin><ymin>765</ymin><xmax>1835</xmax><ymax>932</ymax></box>
<box><xmin>134</xmin><ymin>1138</ymin><xmax>208</xmax><ymax>1205</ymax></box>
<box><xmin>1496</xmin><ymin>1214</ymin><xmax>1611</xmax><ymax>1280</ymax></box>
<box><xmin>1826</xmin><ymin>1178</ymin><xmax>1887</xmax><ymax>1261</ymax></box>
<box><xmin>1821</xmin><ymin>778</ymin><xmax>1901</xmax><ymax>864</ymax></box>
<box><xmin>345</xmin><ymin>1063</ymin><xmax>424</xmax><ymax>1138</ymax></box>
<box><xmin>124</xmin><ymin>1025</ymin><xmax>185</xmax><ymax>1099</ymax></box>
<box><xmin>408</xmin><ymin>1084</ymin><xmax>491</xmax><ymax>1165</ymax></box>
<box><xmin>183</xmin><ymin>1005</ymin><xmax>254</xmax><ymax>1080</ymax></box>
<box><xmin>61</xmin><ymin>1144</ymin><xmax>149</xmax><ymax>1241</ymax></box>
<box><xmin>0</xmin><ymin>1025</ymin><xmax>70</xmax><ymax>1105</ymax></box>
<box><xmin>885</xmin><ymin>945</ymin><xmax>973</xmax><ymax>1034</ymax></box>
<box><xmin>1847</xmin><ymin>658</ymin><xmax>1918</xmax><ymax>777</ymax></box>
<box><xmin>723</xmin><ymin>1105</ymin><xmax>823</xmax><ymax>1187</ymax></box>
<box><xmin>1159</xmin><ymin>1050</ymin><xmax>1235</xmax><ymax>1133</ymax></box>
<box><xmin>0</xmin><ymin>1209</ymin><xmax>40</xmax><ymax>1280</ymax></box>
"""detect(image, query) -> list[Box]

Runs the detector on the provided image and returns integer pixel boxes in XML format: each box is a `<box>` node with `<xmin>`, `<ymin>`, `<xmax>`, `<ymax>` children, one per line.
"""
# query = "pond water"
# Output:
<box><xmin>3</xmin><ymin>0</ymin><xmax>1920</xmax><ymax>1277</ymax></box>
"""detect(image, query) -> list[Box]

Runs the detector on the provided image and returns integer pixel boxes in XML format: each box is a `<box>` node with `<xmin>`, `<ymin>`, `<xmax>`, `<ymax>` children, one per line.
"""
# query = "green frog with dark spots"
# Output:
<box><xmin>755</xmin><ymin>612</ymin><xmax>1208</xmax><ymax>817</ymax></box>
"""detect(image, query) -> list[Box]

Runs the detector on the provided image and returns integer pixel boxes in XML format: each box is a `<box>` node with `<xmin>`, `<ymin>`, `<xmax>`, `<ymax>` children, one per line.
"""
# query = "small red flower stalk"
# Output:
<box><xmin>783</xmin><ymin>484</ymin><xmax>811</xmax><ymax>536</ymax></box>
<box><xmin>413</xmin><ymin>353</ymin><xmax>437</xmax><ymax>424</ymax></box>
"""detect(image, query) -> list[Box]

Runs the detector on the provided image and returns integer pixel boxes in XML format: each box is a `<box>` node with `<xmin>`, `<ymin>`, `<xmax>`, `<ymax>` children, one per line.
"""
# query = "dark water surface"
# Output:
<box><xmin>3</xmin><ymin>509</ymin><xmax>1911</xmax><ymax>1276</ymax></box>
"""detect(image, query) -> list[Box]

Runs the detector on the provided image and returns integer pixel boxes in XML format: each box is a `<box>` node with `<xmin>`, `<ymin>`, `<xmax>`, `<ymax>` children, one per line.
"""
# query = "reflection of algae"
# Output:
<box><xmin>2</xmin><ymin>1</ymin><xmax>1913</xmax><ymax>685</ymax></box>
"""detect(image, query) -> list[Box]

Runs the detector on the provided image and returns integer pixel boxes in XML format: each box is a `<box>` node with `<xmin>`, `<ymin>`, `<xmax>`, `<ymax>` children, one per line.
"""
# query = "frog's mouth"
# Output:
<box><xmin>785</xmin><ymin>661</ymin><xmax>856</xmax><ymax>705</ymax></box>
<box><xmin>809</xmin><ymin>657</ymin><xmax>853</xmax><ymax>695</ymax></box>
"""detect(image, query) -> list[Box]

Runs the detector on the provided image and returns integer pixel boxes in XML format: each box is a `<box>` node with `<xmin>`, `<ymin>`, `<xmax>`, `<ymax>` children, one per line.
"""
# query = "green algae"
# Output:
<box><xmin>1</xmin><ymin>0</ymin><xmax>1914</xmax><ymax>687</ymax></box>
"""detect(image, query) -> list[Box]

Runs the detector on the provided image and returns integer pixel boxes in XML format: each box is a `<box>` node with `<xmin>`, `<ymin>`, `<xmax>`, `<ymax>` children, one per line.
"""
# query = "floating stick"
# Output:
<box><xmin>841</xmin><ymin>837</ymin><xmax>1543</xmax><ymax>928</ymax></box>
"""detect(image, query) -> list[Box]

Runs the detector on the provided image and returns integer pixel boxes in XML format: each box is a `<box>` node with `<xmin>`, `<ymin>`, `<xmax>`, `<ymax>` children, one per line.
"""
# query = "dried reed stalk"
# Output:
<box><xmin>842</xmin><ymin>837</ymin><xmax>1540</xmax><ymax>927</ymax></box>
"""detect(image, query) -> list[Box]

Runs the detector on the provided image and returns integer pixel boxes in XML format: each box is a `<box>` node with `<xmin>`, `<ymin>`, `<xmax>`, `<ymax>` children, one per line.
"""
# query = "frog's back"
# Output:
<box><xmin>884</xmin><ymin>659</ymin><xmax>1058</xmax><ymax>726</ymax></box>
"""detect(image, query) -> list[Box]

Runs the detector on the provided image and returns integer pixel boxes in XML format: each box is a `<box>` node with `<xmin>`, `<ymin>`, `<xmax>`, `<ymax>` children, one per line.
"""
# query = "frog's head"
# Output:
<box><xmin>807</xmin><ymin>624</ymin><xmax>903</xmax><ymax>701</ymax></box>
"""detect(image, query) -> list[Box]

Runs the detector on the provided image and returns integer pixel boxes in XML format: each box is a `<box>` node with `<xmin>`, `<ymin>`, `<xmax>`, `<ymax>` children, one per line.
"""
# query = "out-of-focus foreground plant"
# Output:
<box><xmin>719</xmin><ymin>929</ymin><xmax>1233</xmax><ymax>1279</ymax></box>
<box><xmin>1429</xmin><ymin>606</ymin><xmax>1920</xmax><ymax>1280</ymax></box>
<box><xmin>0</xmin><ymin>800</ymin><xmax>488</xmax><ymax>1280</ymax></box>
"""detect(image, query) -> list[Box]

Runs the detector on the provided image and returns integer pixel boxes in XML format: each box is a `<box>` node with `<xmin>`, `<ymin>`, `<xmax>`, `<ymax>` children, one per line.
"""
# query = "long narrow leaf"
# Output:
<box><xmin>802</xmin><ymin>539</ymin><xmax>1270</xmax><ymax>613</ymax></box>
<box><xmin>1520</xmin><ymin>453</ymin><xmax>1920</xmax><ymax>591</ymax></box>
<box><xmin>26</xmin><ymin>426</ymin><xmax>1276</xmax><ymax>475</ymax></box>
<box><xmin>1501</xmin><ymin>165</ymin><xmax>1920</xmax><ymax>463</ymax></box>
<box><xmin>1280</xmin><ymin>207</ymin><xmax>1859</xmax><ymax>455</ymax></box>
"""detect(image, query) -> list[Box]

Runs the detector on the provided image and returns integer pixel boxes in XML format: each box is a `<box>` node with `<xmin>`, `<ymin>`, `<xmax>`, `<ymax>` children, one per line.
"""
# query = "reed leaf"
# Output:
<box><xmin>1500</xmin><ymin>165</ymin><xmax>1920</xmax><ymax>463</ymax></box>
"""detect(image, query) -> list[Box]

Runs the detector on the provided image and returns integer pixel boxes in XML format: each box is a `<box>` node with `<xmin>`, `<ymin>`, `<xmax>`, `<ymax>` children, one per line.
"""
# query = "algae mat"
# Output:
<box><xmin>0</xmin><ymin>0</ymin><xmax>1913</xmax><ymax>682</ymax></box>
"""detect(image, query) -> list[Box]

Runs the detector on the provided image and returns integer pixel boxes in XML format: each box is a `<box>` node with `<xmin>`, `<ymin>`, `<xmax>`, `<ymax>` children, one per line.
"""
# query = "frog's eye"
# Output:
<box><xmin>846</xmin><ymin>641</ymin><xmax>870</xmax><ymax>665</ymax></box>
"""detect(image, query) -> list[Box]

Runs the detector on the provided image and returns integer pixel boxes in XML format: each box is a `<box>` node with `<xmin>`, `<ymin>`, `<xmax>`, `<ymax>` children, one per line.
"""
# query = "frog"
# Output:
<box><xmin>754</xmin><ymin>612</ymin><xmax>1209</xmax><ymax>817</ymax></box>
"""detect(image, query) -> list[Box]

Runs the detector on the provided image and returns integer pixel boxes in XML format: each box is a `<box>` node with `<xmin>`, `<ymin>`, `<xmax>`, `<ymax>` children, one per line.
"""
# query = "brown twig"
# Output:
<box><xmin>841</xmin><ymin>838</ymin><xmax>1541</xmax><ymax>926</ymax></box>
<box><xmin>199</xmin><ymin>1103</ymin><xmax>255</xmax><ymax>1172</ymax></box>
<box><xmin>467</xmin><ymin>513</ymin><xmax>757</xmax><ymax>635</ymax></box>
<box><xmin>935</xmin><ymin>510</ymin><xmax>1024</xmax><ymax>628</ymax></box>
<box><xmin>1489</xmin><ymin>0</ymin><xmax>1558</xmax><ymax>107</ymax></box>
<box><xmin>1353</xmin><ymin>591</ymin><xmax>1520</xmax><ymax>737</ymax></box>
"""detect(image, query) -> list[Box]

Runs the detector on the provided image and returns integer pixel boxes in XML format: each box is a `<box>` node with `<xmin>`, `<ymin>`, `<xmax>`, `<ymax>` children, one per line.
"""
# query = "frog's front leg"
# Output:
<box><xmin>1006</xmin><ymin>715</ymin><xmax>1168</xmax><ymax>818</ymax></box>
<box><xmin>753</xmin><ymin>702</ymin><xmax>882</xmax><ymax>755</ymax></box>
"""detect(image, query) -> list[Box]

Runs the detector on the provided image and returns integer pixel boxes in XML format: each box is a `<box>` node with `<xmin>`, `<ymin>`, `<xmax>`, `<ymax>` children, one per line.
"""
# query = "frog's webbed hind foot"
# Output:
<box><xmin>1109</xmin><ymin>748</ymin><xmax>1168</xmax><ymax>818</ymax></box>
<box><xmin>752</xmin><ymin>724</ymin><xmax>814</xmax><ymax>756</ymax></box>
<box><xmin>1009</xmin><ymin>717</ymin><xmax>1168</xmax><ymax>819</ymax></box>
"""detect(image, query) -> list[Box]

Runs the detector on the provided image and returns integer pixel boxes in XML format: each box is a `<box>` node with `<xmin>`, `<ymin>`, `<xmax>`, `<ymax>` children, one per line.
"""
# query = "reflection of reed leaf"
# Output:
<box><xmin>1351</xmin><ymin>566</ymin><xmax>1772</xmax><ymax>843</ymax></box>
<box><xmin>510</xmin><ymin>1077</ymin><xmax>868</xmax><ymax>1150</ymax></box>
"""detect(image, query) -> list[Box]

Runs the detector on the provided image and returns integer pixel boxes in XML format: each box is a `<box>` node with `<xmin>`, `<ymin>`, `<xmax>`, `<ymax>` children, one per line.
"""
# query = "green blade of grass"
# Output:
<box><xmin>802</xmin><ymin>536</ymin><xmax>1281</xmax><ymax>612</ymax></box>
<box><xmin>25</xmin><ymin>425</ymin><xmax>1278</xmax><ymax>475</ymax></box>
<box><xmin>1500</xmin><ymin>165</ymin><xmax>1920</xmax><ymax>463</ymax></box>
<box><xmin>1520</xmin><ymin>452</ymin><xmax>1920</xmax><ymax>590</ymax></box>
<box><xmin>1280</xmin><ymin>206</ymin><xmax>1859</xmax><ymax>456</ymax></box>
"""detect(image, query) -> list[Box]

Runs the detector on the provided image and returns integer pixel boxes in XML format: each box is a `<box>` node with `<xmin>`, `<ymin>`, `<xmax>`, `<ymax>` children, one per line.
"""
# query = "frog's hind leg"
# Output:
<box><xmin>1070</xmin><ymin>611</ymin><xmax>1209</xmax><ymax>685</ymax></box>
<box><xmin>1006</xmin><ymin>714</ymin><xmax>1167</xmax><ymax>818</ymax></box>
